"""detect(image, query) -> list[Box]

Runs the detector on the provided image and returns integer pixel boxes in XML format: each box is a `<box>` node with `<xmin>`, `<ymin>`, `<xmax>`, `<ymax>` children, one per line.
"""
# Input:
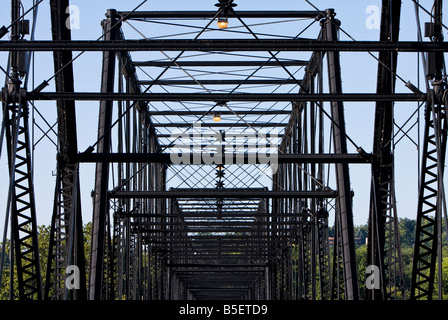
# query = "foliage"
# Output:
<box><xmin>354</xmin><ymin>217</ymin><xmax>448</xmax><ymax>299</ymax></box>
<box><xmin>1</xmin><ymin>218</ymin><xmax>447</xmax><ymax>300</ymax></box>
<box><xmin>0</xmin><ymin>223</ymin><xmax>92</xmax><ymax>300</ymax></box>
<box><xmin>399</xmin><ymin>218</ymin><xmax>416</xmax><ymax>248</ymax></box>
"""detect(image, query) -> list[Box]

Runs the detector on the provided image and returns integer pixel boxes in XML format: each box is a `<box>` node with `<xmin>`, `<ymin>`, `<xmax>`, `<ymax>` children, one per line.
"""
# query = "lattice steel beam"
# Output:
<box><xmin>411</xmin><ymin>0</ymin><xmax>447</xmax><ymax>301</ymax></box>
<box><xmin>1</xmin><ymin>0</ymin><xmax>42</xmax><ymax>300</ymax></box>
<box><xmin>2</xmin><ymin>91</ymin><xmax>42</xmax><ymax>300</ymax></box>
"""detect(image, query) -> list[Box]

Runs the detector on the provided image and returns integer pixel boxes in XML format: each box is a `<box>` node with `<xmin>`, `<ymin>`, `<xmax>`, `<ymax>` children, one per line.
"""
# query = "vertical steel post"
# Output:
<box><xmin>322</xmin><ymin>9</ymin><xmax>359</xmax><ymax>300</ymax></box>
<box><xmin>367</xmin><ymin>0</ymin><xmax>404</xmax><ymax>300</ymax></box>
<box><xmin>46</xmin><ymin>0</ymin><xmax>87</xmax><ymax>300</ymax></box>
<box><xmin>331</xmin><ymin>212</ymin><xmax>345</xmax><ymax>299</ymax></box>
<box><xmin>89</xmin><ymin>9</ymin><xmax>118</xmax><ymax>300</ymax></box>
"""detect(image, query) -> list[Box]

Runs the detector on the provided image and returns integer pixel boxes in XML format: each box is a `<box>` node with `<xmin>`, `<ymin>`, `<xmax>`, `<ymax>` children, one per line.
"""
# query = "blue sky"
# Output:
<box><xmin>0</xmin><ymin>0</ymin><xmax>447</xmax><ymax>232</ymax></box>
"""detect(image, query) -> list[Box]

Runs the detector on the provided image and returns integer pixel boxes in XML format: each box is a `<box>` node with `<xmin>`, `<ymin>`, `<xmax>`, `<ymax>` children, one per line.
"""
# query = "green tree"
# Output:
<box><xmin>0</xmin><ymin>223</ymin><xmax>92</xmax><ymax>300</ymax></box>
<box><xmin>0</xmin><ymin>226</ymin><xmax>49</xmax><ymax>300</ymax></box>
<box><xmin>437</xmin><ymin>255</ymin><xmax>448</xmax><ymax>299</ymax></box>
<box><xmin>399</xmin><ymin>218</ymin><xmax>416</xmax><ymax>248</ymax></box>
<box><xmin>0</xmin><ymin>240</ymin><xmax>17</xmax><ymax>299</ymax></box>
<box><xmin>354</xmin><ymin>225</ymin><xmax>368</xmax><ymax>245</ymax></box>
<box><xmin>400</xmin><ymin>246</ymin><xmax>414</xmax><ymax>298</ymax></box>
<box><xmin>356</xmin><ymin>244</ymin><xmax>367</xmax><ymax>299</ymax></box>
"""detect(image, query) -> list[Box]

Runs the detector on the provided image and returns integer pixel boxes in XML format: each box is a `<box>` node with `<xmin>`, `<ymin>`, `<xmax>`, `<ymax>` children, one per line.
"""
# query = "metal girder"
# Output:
<box><xmin>147</xmin><ymin>239</ymin><xmax>293</xmax><ymax>245</ymax></box>
<box><xmin>108</xmin><ymin>190</ymin><xmax>338</xmax><ymax>199</ymax></box>
<box><xmin>178</xmin><ymin>205</ymin><xmax>259</xmax><ymax>209</ymax></box>
<box><xmin>133</xmin><ymin>60</ymin><xmax>309</xmax><ymax>67</ymax></box>
<box><xmin>168</xmin><ymin>263</ymin><xmax>267</xmax><ymax>268</ymax></box>
<box><xmin>1</xmin><ymin>40</ymin><xmax>447</xmax><ymax>52</ymax></box>
<box><xmin>163</xmin><ymin>251</ymin><xmax>284</xmax><ymax>260</ymax></box>
<box><xmin>157</xmin><ymin>133</ymin><xmax>285</xmax><ymax>138</ymax></box>
<box><xmin>134</xmin><ymin>221</ymin><xmax>303</xmax><ymax>227</ymax></box>
<box><xmin>161</xmin><ymin>253</ymin><xmax>275</xmax><ymax>262</ymax></box>
<box><xmin>146</xmin><ymin>235</ymin><xmax>294</xmax><ymax>241</ymax></box>
<box><xmin>120</xmin><ymin>212</ymin><xmax>306</xmax><ymax>218</ymax></box>
<box><xmin>27</xmin><ymin>92</ymin><xmax>424</xmax><ymax>102</ymax></box>
<box><xmin>139</xmin><ymin>79</ymin><xmax>300</xmax><ymax>86</ymax></box>
<box><xmin>162</xmin><ymin>252</ymin><xmax>274</xmax><ymax>259</ymax></box>
<box><xmin>178</xmin><ymin>275</ymin><xmax>259</xmax><ymax>282</ymax></box>
<box><xmin>77</xmin><ymin>152</ymin><xmax>371</xmax><ymax>164</ymax></box>
<box><xmin>142</xmin><ymin>228</ymin><xmax>297</xmax><ymax>235</ymax></box>
<box><xmin>138</xmin><ymin>79</ymin><xmax>301</xmax><ymax>86</ymax></box>
<box><xmin>146</xmin><ymin>110</ymin><xmax>292</xmax><ymax>116</ymax></box>
<box><xmin>117</xmin><ymin>10</ymin><xmax>321</xmax><ymax>19</ymax></box>
<box><xmin>154</xmin><ymin>122</ymin><xmax>287</xmax><ymax>127</ymax></box>
<box><xmin>163</xmin><ymin>246</ymin><xmax>279</xmax><ymax>253</ymax></box>
<box><xmin>144</xmin><ymin>227</ymin><xmax>300</xmax><ymax>234</ymax></box>
<box><xmin>174</xmin><ymin>270</ymin><xmax>264</xmax><ymax>274</ymax></box>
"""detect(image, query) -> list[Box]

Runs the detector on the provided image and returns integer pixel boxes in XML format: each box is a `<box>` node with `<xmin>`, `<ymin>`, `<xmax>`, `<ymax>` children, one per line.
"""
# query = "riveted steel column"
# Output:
<box><xmin>45</xmin><ymin>0</ymin><xmax>87</xmax><ymax>301</ymax></box>
<box><xmin>367</xmin><ymin>0</ymin><xmax>404</xmax><ymax>300</ymax></box>
<box><xmin>322</xmin><ymin>9</ymin><xmax>359</xmax><ymax>300</ymax></box>
<box><xmin>89</xmin><ymin>9</ymin><xmax>119</xmax><ymax>300</ymax></box>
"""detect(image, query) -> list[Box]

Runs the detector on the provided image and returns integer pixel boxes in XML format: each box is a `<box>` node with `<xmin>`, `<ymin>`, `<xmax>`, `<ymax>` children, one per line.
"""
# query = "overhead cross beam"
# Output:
<box><xmin>1</xmin><ymin>40</ymin><xmax>447</xmax><ymax>52</ymax></box>
<box><xmin>138</xmin><ymin>79</ymin><xmax>301</xmax><ymax>85</ymax></box>
<box><xmin>26</xmin><ymin>92</ymin><xmax>425</xmax><ymax>102</ymax></box>
<box><xmin>108</xmin><ymin>189</ymin><xmax>338</xmax><ymax>199</ymax></box>
<box><xmin>76</xmin><ymin>152</ymin><xmax>372</xmax><ymax>164</ymax></box>
<box><xmin>145</xmin><ymin>110</ymin><xmax>293</xmax><ymax>116</ymax></box>
<box><xmin>133</xmin><ymin>60</ymin><xmax>309</xmax><ymax>67</ymax></box>
<box><xmin>117</xmin><ymin>10</ymin><xmax>322</xmax><ymax>19</ymax></box>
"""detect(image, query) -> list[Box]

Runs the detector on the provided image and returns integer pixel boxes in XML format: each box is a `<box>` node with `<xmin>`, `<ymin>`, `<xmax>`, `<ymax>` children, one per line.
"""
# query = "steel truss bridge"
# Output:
<box><xmin>0</xmin><ymin>0</ymin><xmax>447</xmax><ymax>301</ymax></box>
